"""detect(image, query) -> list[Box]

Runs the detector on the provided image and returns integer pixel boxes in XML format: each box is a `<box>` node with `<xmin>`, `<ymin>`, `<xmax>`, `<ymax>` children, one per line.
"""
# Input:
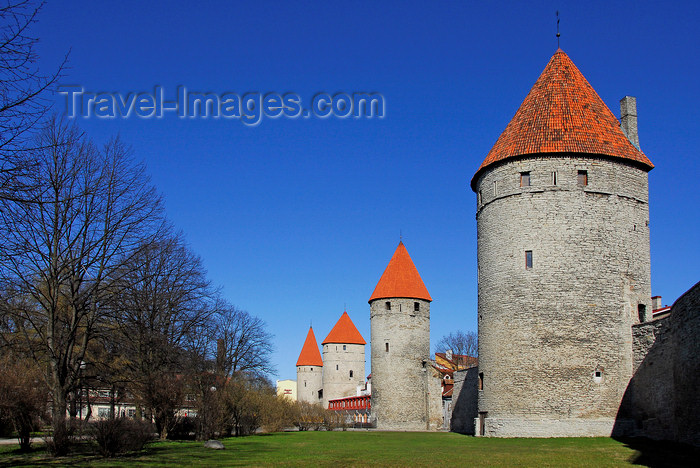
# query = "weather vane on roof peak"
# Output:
<box><xmin>556</xmin><ymin>11</ymin><xmax>561</xmax><ymax>49</ymax></box>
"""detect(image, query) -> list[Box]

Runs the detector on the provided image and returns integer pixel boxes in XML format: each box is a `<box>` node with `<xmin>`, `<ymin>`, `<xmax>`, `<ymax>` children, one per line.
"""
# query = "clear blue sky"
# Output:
<box><xmin>34</xmin><ymin>1</ymin><xmax>700</xmax><ymax>380</ymax></box>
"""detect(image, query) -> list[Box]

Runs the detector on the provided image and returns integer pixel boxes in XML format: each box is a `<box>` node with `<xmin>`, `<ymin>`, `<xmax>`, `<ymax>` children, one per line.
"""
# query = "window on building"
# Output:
<box><xmin>318</xmin><ymin>389</ymin><xmax>323</xmax><ymax>399</ymax></box>
<box><xmin>349</xmin><ymin>370</ymin><xmax>353</xmax><ymax>378</ymax></box>
<box><xmin>525</xmin><ymin>250</ymin><xmax>533</xmax><ymax>269</ymax></box>
<box><xmin>593</xmin><ymin>367</ymin><xmax>604</xmax><ymax>383</ymax></box>
<box><xmin>414</xmin><ymin>302</ymin><xmax>420</xmax><ymax>312</ymax></box>
<box><xmin>304</xmin><ymin>381</ymin><xmax>307</xmax><ymax>387</ymax></box>
<box><xmin>478</xmin><ymin>372</ymin><xmax>484</xmax><ymax>390</ymax></box>
<box><xmin>336</xmin><ymin>365</ymin><xmax>339</xmax><ymax>370</ymax></box>
<box><xmin>520</xmin><ymin>172</ymin><xmax>530</xmax><ymax>187</ymax></box>
<box><xmin>578</xmin><ymin>170</ymin><xmax>588</xmax><ymax>186</ymax></box>
<box><xmin>638</xmin><ymin>304</ymin><xmax>647</xmax><ymax>323</ymax></box>
<box><xmin>385</xmin><ymin>342</ymin><xmax>389</xmax><ymax>352</ymax></box>
<box><xmin>493</xmin><ymin>180</ymin><xmax>497</xmax><ymax>196</ymax></box>
<box><xmin>385</xmin><ymin>301</ymin><xmax>391</xmax><ymax>310</ymax></box>
<box><xmin>552</xmin><ymin>171</ymin><xmax>557</xmax><ymax>185</ymax></box>
<box><xmin>343</xmin><ymin>345</ymin><xmax>346</xmax><ymax>351</ymax></box>
<box><xmin>98</xmin><ymin>407</ymin><xmax>109</xmax><ymax>418</ymax></box>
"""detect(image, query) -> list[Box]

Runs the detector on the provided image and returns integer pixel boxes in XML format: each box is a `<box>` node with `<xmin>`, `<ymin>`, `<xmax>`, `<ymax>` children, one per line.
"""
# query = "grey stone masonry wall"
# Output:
<box><xmin>625</xmin><ymin>317</ymin><xmax>673</xmax><ymax>439</ymax></box>
<box><xmin>474</xmin><ymin>155</ymin><xmax>651</xmax><ymax>437</ymax></box>
<box><xmin>450</xmin><ymin>366</ymin><xmax>478</xmax><ymax>434</ymax></box>
<box><xmin>621</xmin><ymin>281</ymin><xmax>700</xmax><ymax>446</ymax></box>
<box><xmin>428</xmin><ymin>365</ymin><xmax>444</xmax><ymax>431</ymax></box>
<box><xmin>321</xmin><ymin>342</ymin><xmax>365</xmax><ymax>408</ymax></box>
<box><xmin>670</xmin><ymin>281</ymin><xmax>700</xmax><ymax>446</ymax></box>
<box><xmin>370</xmin><ymin>298</ymin><xmax>431</xmax><ymax>431</ymax></box>
<box><xmin>297</xmin><ymin>365</ymin><xmax>323</xmax><ymax>405</ymax></box>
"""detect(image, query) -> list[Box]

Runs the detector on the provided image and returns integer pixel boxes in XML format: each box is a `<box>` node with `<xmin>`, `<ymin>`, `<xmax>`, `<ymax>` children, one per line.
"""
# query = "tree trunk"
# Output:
<box><xmin>14</xmin><ymin>411</ymin><xmax>32</xmax><ymax>452</ymax></box>
<box><xmin>50</xmin><ymin>388</ymin><xmax>69</xmax><ymax>455</ymax></box>
<box><xmin>109</xmin><ymin>385</ymin><xmax>116</xmax><ymax>420</ymax></box>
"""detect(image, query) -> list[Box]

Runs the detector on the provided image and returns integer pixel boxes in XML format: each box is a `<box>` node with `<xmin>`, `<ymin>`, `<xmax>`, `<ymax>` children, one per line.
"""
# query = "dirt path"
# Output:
<box><xmin>0</xmin><ymin>437</ymin><xmax>44</xmax><ymax>446</ymax></box>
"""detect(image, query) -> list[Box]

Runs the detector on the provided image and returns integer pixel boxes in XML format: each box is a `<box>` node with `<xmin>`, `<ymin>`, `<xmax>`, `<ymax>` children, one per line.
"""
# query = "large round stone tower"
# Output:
<box><xmin>472</xmin><ymin>49</ymin><xmax>654</xmax><ymax>437</ymax></box>
<box><xmin>296</xmin><ymin>326</ymin><xmax>323</xmax><ymax>405</ymax></box>
<box><xmin>321</xmin><ymin>311</ymin><xmax>366</xmax><ymax>408</ymax></box>
<box><xmin>369</xmin><ymin>242</ymin><xmax>432</xmax><ymax>430</ymax></box>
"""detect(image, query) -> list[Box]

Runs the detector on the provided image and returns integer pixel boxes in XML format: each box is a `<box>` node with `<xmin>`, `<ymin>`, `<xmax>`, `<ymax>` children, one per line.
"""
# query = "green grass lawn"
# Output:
<box><xmin>0</xmin><ymin>431</ymin><xmax>696</xmax><ymax>467</ymax></box>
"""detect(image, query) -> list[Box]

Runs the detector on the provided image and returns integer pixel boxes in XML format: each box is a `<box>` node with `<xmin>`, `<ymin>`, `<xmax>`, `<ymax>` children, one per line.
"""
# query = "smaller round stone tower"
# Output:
<box><xmin>296</xmin><ymin>326</ymin><xmax>323</xmax><ymax>405</ymax></box>
<box><xmin>369</xmin><ymin>242</ymin><xmax>432</xmax><ymax>430</ymax></box>
<box><xmin>321</xmin><ymin>311</ymin><xmax>366</xmax><ymax>408</ymax></box>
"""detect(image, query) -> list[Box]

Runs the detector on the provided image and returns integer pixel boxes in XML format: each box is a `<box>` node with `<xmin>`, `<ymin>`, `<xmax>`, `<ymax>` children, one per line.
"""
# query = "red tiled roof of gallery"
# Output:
<box><xmin>472</xmin><ymin>49</ymin><xmax>653</xmax><ymax>189</ymax></box>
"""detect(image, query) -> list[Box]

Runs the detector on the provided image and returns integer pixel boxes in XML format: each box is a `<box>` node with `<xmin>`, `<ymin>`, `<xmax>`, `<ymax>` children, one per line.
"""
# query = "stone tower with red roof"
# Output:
<box><xmin>369</xmin><ymin>241</ymin><xmax>434</xmax><ymax>430</ymax></box>
<box><xmin>472</xmin><ymin>49</ymin><xmax>653</xmax><ymax>437</ymax></box>
<box><xmin>296</xmin><ymin>326</ymin><xmax>323</xmax><ymax>404</ymax></box>
<box><xmin>321</xmin><ymin>311</ymin><xmax>366</xmax><ymax>407</ymax></box>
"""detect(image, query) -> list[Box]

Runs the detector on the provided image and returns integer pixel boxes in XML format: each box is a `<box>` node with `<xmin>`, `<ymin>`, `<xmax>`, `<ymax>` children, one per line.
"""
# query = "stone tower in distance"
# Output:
<box><xmin>321</xmin><ymin>311</ymin><xmax>366</xmax><ymax>408</ymax></box>
<box><xmin>369</xmin><ymin>242</ymin><xmax>432</xmax><ymax>430</ymax></box>
<box><xmin>296</xmin><ymin>326</ymin><xmax>323</xmax><ymax>405</ymax></box>
<box><xmin>472</xmin><ymin>49</ymin><xmax>654</xmax><ymax>437</ymax></box>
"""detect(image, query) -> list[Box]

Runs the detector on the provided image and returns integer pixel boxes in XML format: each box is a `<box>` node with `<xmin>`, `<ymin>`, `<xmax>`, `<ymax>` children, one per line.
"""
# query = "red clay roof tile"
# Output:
<box><xmin>471</xmin><ymin>49</ymin><xmax>653</xmax><ymax>190</ymax></box>
<box><xmin>296</xmin><ymin>326</ymin><xmax>323</xmax><ymax>367</ymax></box>
<box><xmin>322</xmin><ymin>311</ymin><xmax>366</xmax><ymax>345</ymax></box>
<box><xmin>369</xmin><ymin>242</ymin><xmax>432</xmax><ymax>302</ymax></box>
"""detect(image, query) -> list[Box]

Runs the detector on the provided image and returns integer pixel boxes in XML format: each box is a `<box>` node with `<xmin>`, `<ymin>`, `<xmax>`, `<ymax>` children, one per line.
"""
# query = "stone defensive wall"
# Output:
<box><xmin>450</xmin><ymin>367</ymin><xmax>479</xmax><ymax>434</ymax></box>
<box><xmin>618</xmin><ymin>281</ymin><xmax>700</xmax><ymax>446</ymax></box>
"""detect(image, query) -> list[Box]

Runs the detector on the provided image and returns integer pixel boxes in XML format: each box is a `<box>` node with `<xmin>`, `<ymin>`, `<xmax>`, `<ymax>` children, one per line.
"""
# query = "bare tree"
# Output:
<box><xmin>0</xmin><ymin>118</ymin><xmax>163</xmax><ymax>454</ymax></box>
<box><xmin>107</xmin><ymin>230</ymin><xmax>214</xmax><ymax>440</ymax></box>
<box><xmin>435</xmin><ymin>330</ymin><xmax>478</xmax><ymax>359</ymax></box>
<box><xmin>0</xmin><ymin>351</ymin><xmax>48</xmax><ymax>451</ymax></box>
<box><xmin>214</xmin><ymin>303</ymin><xmax>275</xmax><ymax>380</ymax></box>
<box><xmin>179</xmin><ymin>300</ymin><xmax>275</xmax><ymax>440</ymax></box>
<box><xmin>0</xmin><ymin>0</ymin><xmax>66</xmax><ymax>203</ymax></box>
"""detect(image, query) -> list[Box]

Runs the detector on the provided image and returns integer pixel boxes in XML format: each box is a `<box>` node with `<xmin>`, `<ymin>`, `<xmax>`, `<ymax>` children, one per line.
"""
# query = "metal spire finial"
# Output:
<box><xmin>556</xmin><ymin>11</ymin><xmax>561</xmax><ymax>48</ymax></box>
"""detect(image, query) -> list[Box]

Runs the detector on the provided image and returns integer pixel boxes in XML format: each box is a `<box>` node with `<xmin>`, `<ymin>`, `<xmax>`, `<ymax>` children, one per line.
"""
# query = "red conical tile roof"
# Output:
<box><xmin>471</xmin><ymin>49</ymin><xmax>653</xmax><ymax>190</ymax></box>
<box><xmin>296</xmin><ymin>326</ymin><xmax>323</xmax><ymax>367</ymax></box>
<box><xmin>369</xmin><ymin>242</ymin><xmax>432</xmax><ymax>302</ymax></box>
<box><xmin>322</xmin><ymin>311</ymin><xmax>366</xmax><ymax>345</ymax></box>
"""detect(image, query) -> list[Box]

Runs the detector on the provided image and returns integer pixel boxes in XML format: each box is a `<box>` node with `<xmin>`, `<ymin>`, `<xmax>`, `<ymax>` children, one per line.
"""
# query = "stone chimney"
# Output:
<box><xmin>651</xmin><ymin>296</ymin><xmax>662</xmax><ymax>310</ymax></box>
<box><xmin>620</xmin><ymin>96</ymin><xmax>640</xmax><ymax>149</ymax></box>
<box><xmin>446</xmin><ymin>349</ymin><xmax>453</xmax><ymax>361</ymax></box>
